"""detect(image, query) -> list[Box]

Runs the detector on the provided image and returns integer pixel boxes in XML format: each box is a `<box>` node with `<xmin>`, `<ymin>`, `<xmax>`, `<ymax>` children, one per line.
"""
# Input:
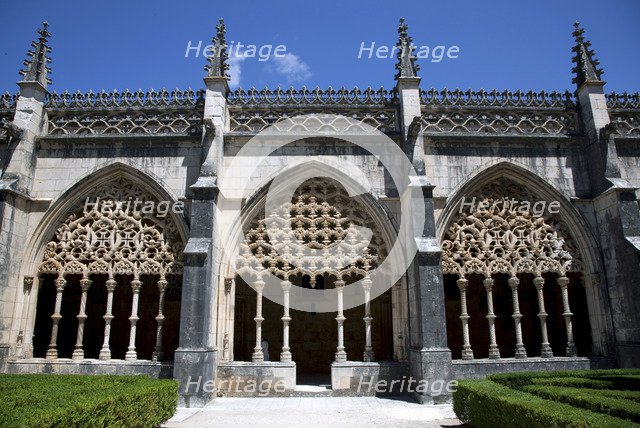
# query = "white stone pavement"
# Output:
<box><xmin>163</xmin><ymin>397</ymin><xmax>463</xmax><ymax>428</ymax></box>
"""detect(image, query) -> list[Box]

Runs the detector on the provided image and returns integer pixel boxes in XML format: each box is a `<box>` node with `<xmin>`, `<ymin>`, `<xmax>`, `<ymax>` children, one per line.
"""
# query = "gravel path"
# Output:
<box><xmin>164</xmin><ymin>396</ymin><xmax>464</xmax><ymax>428</ymax></box>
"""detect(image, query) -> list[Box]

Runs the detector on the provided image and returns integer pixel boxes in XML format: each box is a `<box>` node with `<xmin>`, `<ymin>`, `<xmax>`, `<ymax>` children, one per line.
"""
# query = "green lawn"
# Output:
<box><xmin>0</xmin><ymin>374</ymin><xmax>177</xmax><ymax>428</ymax></box>
<box><xmin>454</xmin><ymin>369</ymin><xmax>640</xmax><ymax>428</ymax></box>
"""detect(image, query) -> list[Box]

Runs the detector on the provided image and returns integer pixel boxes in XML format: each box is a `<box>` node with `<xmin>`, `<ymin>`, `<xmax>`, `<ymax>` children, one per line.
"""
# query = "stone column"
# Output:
<box><xmin>152</xmin><ymin>276</ymin><xmax>168</xmax><ymax>362</ymax></box>
<box><xmin>533</xmin><ymin>276</ymin><xmax>553</xmax><ymax>357</ymax></box>
<box><xmin>558</xmin><ymin>276</ymin><xmax>577</xmax><ymax>357</ymax></box>
<box><xmin>280</xmin><ymin>280</ymin><xmax>292</xmax><ymax>362</ymax></box>
<box><xmin>99</xmin><ymin>275</ymin><xmax>116</xmax><ymax>360</ymax></box>
<box><xmin>335</xmin><ymin>280</ymin><xmax>347</xmax><ymax>362</ymax></box>
<box><xmin>125</xmin><ymin>277</ymin><xmax>142</xmax><ymax>361</ymax></box>
<box><xmin>252</xmin><ymin>278</ymin><xmax>265</xmax><ymax>362</ymax></box>
<box><xmin>406</xmin><ymin>177</ymin><xmax>452</xmax><ymax>404</ymax></box>
<box><xmin>456</xmin><ymin>277</ymin><xmax>473</xmax><ymax>360</ymax></box>
<box><xmin>21</xmin><ymin>276</ymin><xmax>37</xmax><ymax>358</ymax></box>
<box><xmin>72</xmin><ymin>275</ymin><xmax>92</xmax><ymax>360</ymax></box>
<box><xmin>46</xmin><ymin>277</ymin><xmax>66</xmax><ymax>359</ymax></box>
<box><xmin>173</xmin><ymin>67</ymin><xmax>225</xmax><ymax>408</ymax></box>
<box><xmin>362</xmin><ymin>276</ymin><xmax>374</xmax><ymax>362</ymax></box>
<box><xmin>508</xmin><ymin>276</ymin><xmax>526</xmax><ymax>358</ymax></box>
<box><xmin>483</xmin><ymin>277</ymin><xmax>500</xmax><ymax>359</ymax></box>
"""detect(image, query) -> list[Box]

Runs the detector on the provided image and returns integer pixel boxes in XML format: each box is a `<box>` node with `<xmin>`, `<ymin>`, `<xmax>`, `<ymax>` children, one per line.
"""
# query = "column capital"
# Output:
<box><xmin>533</xmin><ymin>276</ymin><xmax>545</xmax><ymax>288</ymax></box>
<box><xmin>482</xmin><ymin>277</ymin><xmax>494</xmax><ymax>289</ymax></box>
<box><xmin>105</xmin><ymin>279</ymin><xmax>117</xmax><ymax>292</ymax></box>
<box><xmin>508</xmin><ymin>276</ymin><xmax>520</xmax><ymax>288</ymax></box>
<box><xmin>55</xmin><ymin>278</ymin><xmax>66</xmax><ymax>291</ymax></box>
<box><xmin>79</xmin><ymin>278</ymin><xmax>92</xmax><ymax>291</ymax></box>
<box><xmin>280</xmin><ymin>280</ymin><xmax>292</xmax><ymax>291</ymax></box>
<box><xmin>557</xmin><ymin>276</ymin><xmax>570</xmax><ymax>287</ymax></box>
<box><xmin>456</xmin><ymin>277</ymin><xmax>468</xmax><ymax>291</ymax></box>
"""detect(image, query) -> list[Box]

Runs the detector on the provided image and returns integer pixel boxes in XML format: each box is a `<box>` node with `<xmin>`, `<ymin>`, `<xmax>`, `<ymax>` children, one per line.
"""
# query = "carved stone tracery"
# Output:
<box><xmin>442</xmin><ymin>178</ymin><xmax>584</xmax><ymax>277</ymax></box>
<box><xmin>38</xmin><ymin>177</ymin><xmax>184</xmax><ymax>277</ymax></box>
<box><xmin>237</xmin><ymin>178</ymin><xmax>387</xmax><ymax>284</ymax></box>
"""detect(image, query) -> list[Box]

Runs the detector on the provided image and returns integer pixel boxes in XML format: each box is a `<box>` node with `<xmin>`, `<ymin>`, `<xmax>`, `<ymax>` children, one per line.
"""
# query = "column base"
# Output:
<box><xmin>408</xmin><ymin>347</ymin><xmax>452</xmax><ymax>404</ymax></box>
<box><xmin>566</xmin><ymin>344</ymin><xmax>577</xmax><ymax>357</ymax></box>
<box><xmin>98</xmin><ymin>349</ymin><xmax>111</xmax><ymax>360</ymax></box>
<box><xmin>541</xmin><ymin>345</ymin><xmax>553</xmax><ymax>358</ymax></box>
<box><xmin>515</xmin><ymin>346</ymin><xmax>527</xmax><ymax>359</ymax></box>
<box><xmin>488</xmin><ymin>347</ymin><xmax>501</xmax><ymax>359</ymax></box>
<box><xmin>335</xmin><ymin>350</ymin><xmax>347</xmax><ymax>362</ymax></box>
<box><xmin>45</xmin><ymin>349</ymin><xmax>57</xmax><ymax>360</ymax></box>
<box><xmin>280</xmin><ymin>351</ymin><xmax>292</xmax><ymax>362</ymax></box>
<box><xmin>71</xmin><ymin>349</ymin><xmax>84</xmax><ymax>360</ymax></box>
<box><xmin>363</xmin><ymin>350</ymin><xmax>375</xmax><ymax>362</ymax></box>
<box><xmin>125</xmin><ymin>350</ymin><xmax>137</xmax><ymax>361</ymax></box>
<box><xmin>174</xmin><ymin>347</ymin><xmax>218</xmax><ymax>408</ymax></box>
<box><xmin>461</xmin><ymin>348</ymin><xmax>474</xmax><ymax>360</ymax></box>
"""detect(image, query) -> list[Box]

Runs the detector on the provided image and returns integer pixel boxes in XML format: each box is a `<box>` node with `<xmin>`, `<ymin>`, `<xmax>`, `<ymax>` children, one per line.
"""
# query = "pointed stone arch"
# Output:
<box><xmin>23</xmin><ymin>163</ymin><xmax>187</xmax><ymax>362</ymax></box>
<box><xmin>216</xmin><ymin>162</ymin><xmax>407</xmax><ymax>370</ymax></box>
<box><xmin>437</xmin><ymin>161</ymin><xmax>610</xmax><ymax>359</ymax></box>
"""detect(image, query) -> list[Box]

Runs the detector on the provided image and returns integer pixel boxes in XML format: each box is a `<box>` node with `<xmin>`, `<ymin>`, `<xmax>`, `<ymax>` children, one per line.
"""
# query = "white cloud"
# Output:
<box><xmin>228</xmin><ymin>53</ymin><xmax>247</xmax><ymax>89</ymax></box>
<box><xmin>270</xmin><ymin>53</ymin><xmax>311</xmax><ymax>84</ymax></box>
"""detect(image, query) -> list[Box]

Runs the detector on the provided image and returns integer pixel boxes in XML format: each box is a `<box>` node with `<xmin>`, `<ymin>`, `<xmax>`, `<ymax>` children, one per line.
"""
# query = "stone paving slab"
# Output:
<box><xmin>163</xmin><ymin>397</ymin><xmax>463</xmax><ymax>428</ymax></box>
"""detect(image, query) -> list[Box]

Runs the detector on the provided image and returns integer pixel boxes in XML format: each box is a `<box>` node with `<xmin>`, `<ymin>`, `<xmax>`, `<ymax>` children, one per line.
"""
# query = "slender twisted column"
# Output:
<box><xmin>72</xmin><ymin>275</ymin><xmax>92</xmax><ymax>360</ymax></box>
<box><xmin>509</xmin><ymin>276</ymin><xmax>527</xmax><ymax>358</ymax></box>
<box><xmin>483</xmin><ymin>277</ymin><xmax>500</xmax><ymax>359</ymax></box>
<box><xmin>558</xmin><ymin>276</ymin><xmax>577</xmax><ymax>357</ymax></box>
<box><xmin>46</xmin><ymin>277</ymin><xmax>66</xmax><ymax>359</ymax></box>
<box><xmin>362</xmin><ymin>276</ymin><xmax>374</xmax><ymax>362</ymax></box>
<box><xmin>152</xmin><ymin>276</ymin><xmax>168</xmax><ymax>362</ymax></box>
<box><xmin>125</xmin><ymin>277</ymin><xmax>142</xmax><ymax>361</ymax></box>
<box><xmin>534</xmin><ymin>276</ymin><xmax>553</xmax><ymax>357</ymax></box>
<box><xmin>99</xmin><ymin>275</ymin><xmax>117</xmax><ymax>360</ymax></box>
<box><xmin>457</xmin><ymin>277</ymin><xmax>473</xmax><ymax>360</ymax></box>
<box><xmin>252</xmin><ymin>278</ymin><xmax>265</xmax><ymax>362</ymax></box>
<box><xmin>280</xmin><ymin>280</ymin><xmax>292</xmax><ymax>362</ymax></box>
<box><xmin>335</xmin><ymin>280</ymin><xmax>347</xmax><ymax>362</ymax></box>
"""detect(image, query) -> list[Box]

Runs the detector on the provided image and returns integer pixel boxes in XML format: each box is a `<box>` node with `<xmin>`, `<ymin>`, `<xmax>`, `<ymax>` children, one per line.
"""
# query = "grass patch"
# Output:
<box><xmin>0</xmin><ymin>374</ymin><xmax>177</xmax><ymax>428</ymax></box>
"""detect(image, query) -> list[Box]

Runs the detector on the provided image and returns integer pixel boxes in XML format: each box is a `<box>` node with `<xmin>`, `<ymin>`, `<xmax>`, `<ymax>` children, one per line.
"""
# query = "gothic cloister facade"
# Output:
<box><xmin>0</xmin><ymin>19</ymin><xmax>639</xmax><ymax>406</ymax></box>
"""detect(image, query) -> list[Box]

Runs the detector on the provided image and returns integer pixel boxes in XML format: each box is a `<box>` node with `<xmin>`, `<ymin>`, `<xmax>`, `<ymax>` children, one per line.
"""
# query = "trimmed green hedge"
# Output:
<box><xmin>453</xmin><ymin>379</ymin><xmax>638</xmax><ymax>428</ymax></box>
<box><xmin>454</xmin><ymin>370</ymin><xmax>640</xmax><ymax>428</ymax></box>
<box><xmin>0</xmin><ymin>374</ymin><xmax>178</xmax><ymax>427</ymax></box>
<box><xmin>523</xmin><ymin>385</ymin><xmax>640</xmax><ymax>422</ymax></box>
<box><xmin>532</xmin><ymin>376</ymin><xmax>640</xmax><ymax>392</ymax></box>
<box><xmin>489</xmin><ymin>369</ymin><xmax>640</xmax><ymax>391</ymax></box>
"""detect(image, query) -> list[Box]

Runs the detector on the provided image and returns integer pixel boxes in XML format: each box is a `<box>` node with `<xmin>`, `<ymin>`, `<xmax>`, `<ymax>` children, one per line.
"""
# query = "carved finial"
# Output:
<box><xmin>19</xmin><ymin>22</ymin><xmax>52</xmax><ymax>88</ymax></box>
<box><xmin>204</xmin><ymin>18</ymin><xmax>230</xmax><ymax>79</ymax></box>
<box><xmin>395</xmin><ymin>18</ymin><xmax>419</xmax><ymax>80</ymax></box>
<box><xmin>571</xmin><ymin>21</ymin><xmax>604</xmax><ymax>88</ymax></box>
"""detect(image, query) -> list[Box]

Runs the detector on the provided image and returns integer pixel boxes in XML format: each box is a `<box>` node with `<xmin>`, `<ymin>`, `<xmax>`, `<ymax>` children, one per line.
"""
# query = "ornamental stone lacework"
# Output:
<box><xmin>442</xmin><ymin>178</ymin><xmax>584</xmax><ymax>360</ymax></box>
<box><xmin>420</xmin><ymin>89</ymin><xmax>578</xmax><ymax>136</ymax></box>
<box><xmin>227</xmin><ymin>87</ymin><xmax>398</xmax><ymax>133</ymax></box>
<box><xmin>606</xmin><ymin>92</ymin><xmax>640</xmax><ymax>137</ymax></box>
<box><xmin>44</xmin><ymin>89</ymin><xmax>204</xmax><ymax>137</ymax></box>
<box><xmin>236</xmin><ymin>178</ymin><xmax>387</xmax><ymax>363</ymax></box>
<box><xmin>37</xmin><ymin>177</ymin><xmax>184</xmax><ymax>361</ymax></box>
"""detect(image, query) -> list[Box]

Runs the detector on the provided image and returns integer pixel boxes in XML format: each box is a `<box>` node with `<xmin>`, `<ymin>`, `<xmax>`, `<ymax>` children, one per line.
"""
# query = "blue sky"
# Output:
<box><xmin>0</xmin><ymin>0</ymin><xmax>638</xmax><ymax>94</ymax></box>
